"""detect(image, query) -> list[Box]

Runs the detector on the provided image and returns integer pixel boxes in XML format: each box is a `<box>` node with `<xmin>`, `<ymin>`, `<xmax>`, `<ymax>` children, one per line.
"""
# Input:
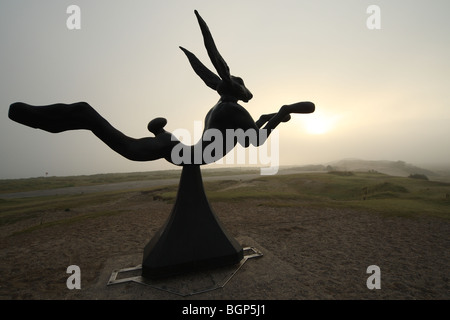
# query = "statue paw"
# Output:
<box><xmin>147</xmin><ymin>117</ymin><xmax>167</xmax><ymax>136</ymax></box>
<box><xmin>286</xmin><ymin>102</ymin><xmax>315</xmax><ymax>114</ymax></box>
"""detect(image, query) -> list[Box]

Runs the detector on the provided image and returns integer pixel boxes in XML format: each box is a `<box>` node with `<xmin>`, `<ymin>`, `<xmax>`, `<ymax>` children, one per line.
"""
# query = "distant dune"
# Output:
<box><xmin>282</xmin><ymin>159</ymin><xmax>450</xmax><ymax>182</ymax></box>
<box><xmin>327</xmin><ymin>159</ymin><xmax>437</xmax><ymax>177</ymax></box>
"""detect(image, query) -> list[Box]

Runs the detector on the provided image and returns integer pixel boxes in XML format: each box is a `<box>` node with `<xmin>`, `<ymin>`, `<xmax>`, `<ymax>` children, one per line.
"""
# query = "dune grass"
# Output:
<box><xmin>0</xmin><ymin>167</ymin><xmax>260</xmax><ymax>194</ymax></box>
<box><xmin>0</xmin><ymin>171</ymin><xmax>182</xmax><ymax>194</ymax></box>
<box><xmin>150</xmin><ymin>171</ymin><xmax>450</xmax><ymax>219</ymax></box>
<box><xmin>1</xmin><ymin>171</ymin><xmax>449</xmax><ymax>235</ymax></box>
<box><xmin>245</xmin><ymin>172</ymin><xmax>450</xmax><ymax>219</ymax></box>
<box><xmin>0</xmin><ymin>190</ymin><xmax>132</xmax><ymax>228</ymax></box>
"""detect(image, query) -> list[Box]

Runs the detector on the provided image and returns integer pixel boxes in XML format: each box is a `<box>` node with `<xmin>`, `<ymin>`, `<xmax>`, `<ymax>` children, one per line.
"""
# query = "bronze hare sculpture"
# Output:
<box><xmin>9</xmin><ymin>10</ymin><xmax>314</xmax><ymax>166</ymax></box>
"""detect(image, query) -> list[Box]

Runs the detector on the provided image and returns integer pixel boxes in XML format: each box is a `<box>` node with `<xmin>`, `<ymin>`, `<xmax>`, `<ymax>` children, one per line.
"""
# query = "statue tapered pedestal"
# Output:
<box><xmin>142</xmin><ymin>165</ymin><xmax>244</xmax><ymax>279</ymax></box>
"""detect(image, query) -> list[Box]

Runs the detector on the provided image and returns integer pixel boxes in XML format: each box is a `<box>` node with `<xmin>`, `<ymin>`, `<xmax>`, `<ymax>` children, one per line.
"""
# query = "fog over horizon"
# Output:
<box><xmin>1</xmin><ymin>1</ymin><xmax>449</xmax><ymax>179</ymax></box>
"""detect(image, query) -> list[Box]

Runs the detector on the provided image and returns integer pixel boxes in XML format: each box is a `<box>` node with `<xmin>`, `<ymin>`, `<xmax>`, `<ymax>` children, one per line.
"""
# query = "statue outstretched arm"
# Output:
<box><xmin>232</xmin><ymin>101</ymin><xmax>315</xmax><ymax>147</ymax></box>
<box><xmin>8</xmin><ymin>102</ymin><xmax>178</xmax><ymax>162</ymax></box>
<box><xmin>257</xmin><ymin>102</ymin><xmax>315</xmax><ymax>130</ymax></box>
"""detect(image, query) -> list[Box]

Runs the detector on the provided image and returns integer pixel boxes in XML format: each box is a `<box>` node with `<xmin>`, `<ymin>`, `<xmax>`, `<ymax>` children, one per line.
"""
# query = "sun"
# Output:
<box><xmin>305</xmin><ymin>117</ymin><xmax>329</xmax><ymax>135</ymax></box>
<box><xmin>303</xmin><ymin>112</ymin><xmax>340</xmax><ymax>135</ymax></box>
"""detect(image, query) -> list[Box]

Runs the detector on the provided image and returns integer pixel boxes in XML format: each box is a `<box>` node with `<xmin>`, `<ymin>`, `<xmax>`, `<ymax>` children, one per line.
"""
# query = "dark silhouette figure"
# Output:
<box><xmin>8</xmin><ymin>10</ymin><xmax>315</xmax><ymax>278</ymax></box>
<box><xmin>9</xmin><ymin>11</ymin><xmax>314</xmax><ymax>165</ymax></box>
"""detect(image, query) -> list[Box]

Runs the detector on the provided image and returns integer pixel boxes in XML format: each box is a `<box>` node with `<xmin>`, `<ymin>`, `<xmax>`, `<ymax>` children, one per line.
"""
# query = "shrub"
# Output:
<box><xmin>328</xmin><ymin>171</ymin><xmax>354</xmax><ymax>176</ymax></box>
<box><xmin>408</xmin><ymin>173</ymin><xmax>429</xmax><ymax>180</ymax></box>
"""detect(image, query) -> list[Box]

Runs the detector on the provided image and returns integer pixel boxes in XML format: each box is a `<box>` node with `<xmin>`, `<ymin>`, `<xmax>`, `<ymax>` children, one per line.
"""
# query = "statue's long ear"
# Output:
<box><xmin>194</xmin><ymin>10</ymin><xmax>231</xmax><ymax>83</ymax></box>
<box><xmin>179</xmin><ymin>46</ymin><xmax>222</xmax><ymax>90</ymax></box>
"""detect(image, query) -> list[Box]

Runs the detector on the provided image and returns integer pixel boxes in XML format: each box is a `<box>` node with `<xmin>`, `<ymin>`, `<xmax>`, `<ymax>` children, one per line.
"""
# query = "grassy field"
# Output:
<box><xmin>199</xmin><ymin>171</ymin><xmax>450</xmax><ymax>219</ymax></box>
<box><xmin>247</xmin><ymin>171</ymin><xmax>450</xmax><ymax>219</ymax></box>
<box><xmin>0</xmin><ymin>167</ymin><xmax>260</xmax><ymax>194</ymax></box>
<box><xmin>1</xmin><ymin>170</ymin><xmax>449</xmax><ymax>236</ymax></box>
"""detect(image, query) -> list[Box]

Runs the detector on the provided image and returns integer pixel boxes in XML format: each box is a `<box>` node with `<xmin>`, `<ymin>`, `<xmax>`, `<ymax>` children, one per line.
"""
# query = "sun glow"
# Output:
<box><xmin>302</xmin><ymin>111</ymin><xmax>340</xmax><ymax>135</ymax></box>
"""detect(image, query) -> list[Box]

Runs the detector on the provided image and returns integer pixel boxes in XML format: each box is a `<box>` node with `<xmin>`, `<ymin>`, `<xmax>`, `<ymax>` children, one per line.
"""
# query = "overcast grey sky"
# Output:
<box><xmin>1</xmin><ymin>0</ymin><xmax>449</xmax><ymax>179</ymax></box>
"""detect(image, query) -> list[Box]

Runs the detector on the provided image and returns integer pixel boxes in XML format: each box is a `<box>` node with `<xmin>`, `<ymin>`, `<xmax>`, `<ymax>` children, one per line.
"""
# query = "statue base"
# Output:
<box><xmin>142</xmin><ymin>165</ymin><xmax>244</xmax><ymax>279</ymax></box>
<box><xmin>109</xmin><ymin>247</ymin><xmax>262</xmax><ymax>296</ymax></box>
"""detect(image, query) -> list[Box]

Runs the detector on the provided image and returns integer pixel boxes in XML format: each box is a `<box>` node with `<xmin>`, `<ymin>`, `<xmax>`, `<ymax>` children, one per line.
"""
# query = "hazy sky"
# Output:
<box><xmin>1</xmin><ymin>0</ymin><xmax>449</xmax><ymax>179</ymax></box>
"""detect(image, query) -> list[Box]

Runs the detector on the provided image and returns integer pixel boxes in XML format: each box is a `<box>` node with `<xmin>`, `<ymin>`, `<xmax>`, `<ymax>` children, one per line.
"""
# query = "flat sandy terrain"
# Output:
<box><xmin>0</xmin><ymin>187</ymin><xmax>448</xmax><ymax>300</ymax></box>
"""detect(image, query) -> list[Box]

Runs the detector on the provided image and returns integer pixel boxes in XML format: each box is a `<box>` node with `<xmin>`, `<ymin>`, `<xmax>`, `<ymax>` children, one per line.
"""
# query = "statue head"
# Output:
<box><xmin>180</xmin><ymin>10</ymin><xmax>253</xmax><ymax>103</ymax></box>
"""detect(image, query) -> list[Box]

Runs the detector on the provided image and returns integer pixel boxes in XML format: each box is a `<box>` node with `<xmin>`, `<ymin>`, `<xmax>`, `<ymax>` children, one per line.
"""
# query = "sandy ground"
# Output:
<box><xmin>0</xmin><ymin>190</ymin><xmax>449</xmax><ymax>300</ymax></box>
